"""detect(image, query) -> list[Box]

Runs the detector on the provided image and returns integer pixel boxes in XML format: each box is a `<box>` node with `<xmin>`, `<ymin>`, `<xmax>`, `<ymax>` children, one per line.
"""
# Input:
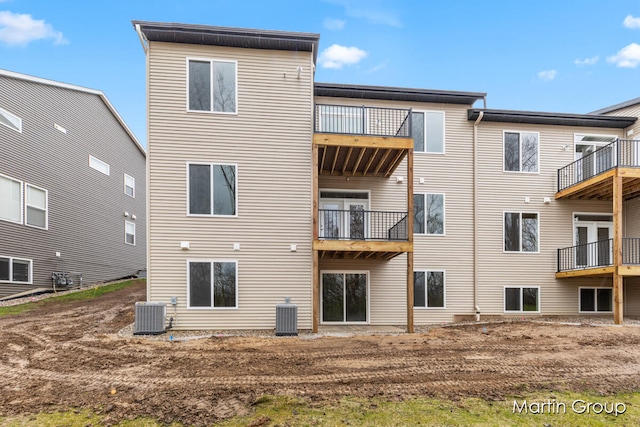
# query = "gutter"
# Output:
<box><xmin>473</xmin><ymin>110</ymin><xmax>484</xmax><ymax>321</ymax></box>
<box><xmin>135</xmin><ymin>23</ymin><xmax>148</xmax><ymax>54</ymax></box>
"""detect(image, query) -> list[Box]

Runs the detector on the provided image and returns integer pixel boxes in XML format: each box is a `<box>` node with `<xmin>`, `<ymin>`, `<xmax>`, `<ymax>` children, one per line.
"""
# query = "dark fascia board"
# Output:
<box><xmin>468</xmin><ymin>109</ymin><xmax>636</xmax><ymax>129</ymax></box>
<box><xmin>590</xmin><ymin>97</ymin><xmax>640</xmax><ymax>115</ymax></box>
<box><xmin>133</xmin><ymin>20</ymin><xmax>320</xmax><ymax>63</ymax></box>
<box><xmin>315</xmin><ymin>82</ymin><xmax>486</xmax><ymax>105</ymax></box>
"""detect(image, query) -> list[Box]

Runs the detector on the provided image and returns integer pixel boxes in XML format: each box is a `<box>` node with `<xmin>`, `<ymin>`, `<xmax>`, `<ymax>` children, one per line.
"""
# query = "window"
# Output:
<box><xmin>188</xmin><ymin>261</ymin><xmax>238</xmax><ymax>308</ymax></box>
<box><xmin>414</xmin><ymin>271</ymin><xmax>445</xmax><ymax>308</ymax></box>
<box><xmin>0</xmin><ymin>106</ymin><xmax>22</xmax><ymax>132</ymax></box>
<box><xmin>124</xmin><ymin>174</ymin><xmax>135</xmax><ymax>197</ymax></box>
<box><xmin>414</xmin><ymin>193</ymin><xmax>445</xmax><ymax>235</ymax></box>
<box><xmin>504</xmin><ymin>131</ymin><xmax>539</xmax><ymax>172</ymax></box>
<box><xmin>25</xmin><ymin>184</ymin><xmax>47</xmax><ymax>229</ymax></box>
<box><xmin>412</xmin><ymin>111</ymin><xmax>444</xmax><ymax>153</ymax></box>
<box><xmin>579</xmin><ymin>288</ymin><xmax>612</xmax><ymax>313</ymax></box>
<box><xmin>0</xmin><ymin>173</ymin><xmax>22</xmax><ymax>224</ymax></box>
<box><xmin>188</xmin><ymin>163</ymin><xmax>237</xmax><ymax>216</ymax></box>
<box><xmin>0</xmin><ymin>256</ymin><xmax>32</xmax><ymax>283</ymax></box>
<box><xmin>504</xmin><ymin>287</ymin><xmax>539</xmax><ymax>312</ymax></box>
<box><xmin>504</xmin><ymin>212</ymin><xmax>538</xmax><ymax>252</ymax></box>
<box><xmin>188</xmin><ymin>59</ymin><xmax>237</xmax><ymax>113</ymax></box>
<box><xmin>89</xmin><ymin>155</ymin><xmax>110</xmax><ymax>176</ymax></box>
<box><xmin>125</xmin><ymin>221</ymin><xmax>135</xmax><ymax>245</ymax></box>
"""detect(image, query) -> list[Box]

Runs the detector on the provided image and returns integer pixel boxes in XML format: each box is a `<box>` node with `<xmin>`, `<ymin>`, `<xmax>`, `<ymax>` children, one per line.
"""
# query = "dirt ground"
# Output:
<box><xmin>2</xmin><ymin>280</ymin><xmax>640</xmax><ymax>426</ymax></box>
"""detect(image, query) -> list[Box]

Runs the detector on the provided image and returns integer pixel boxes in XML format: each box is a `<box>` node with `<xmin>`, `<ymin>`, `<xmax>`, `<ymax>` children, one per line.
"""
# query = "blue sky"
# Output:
<box><xmin>1</xmin><ymin>0</ymin><xmax>639</xmax><ymax>147</ymax></box>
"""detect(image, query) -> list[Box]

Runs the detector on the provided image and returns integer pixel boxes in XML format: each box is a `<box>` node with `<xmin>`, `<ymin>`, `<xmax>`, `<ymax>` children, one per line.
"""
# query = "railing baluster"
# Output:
<box><xmin>318</xmin><ymin>209</ymin><xmax>409</xmax><ymax>241</ymax></box>
<box><xmin>314</xmin><ymin>104</ymin><xmax>413</xmax><ymax>138</ymax></box>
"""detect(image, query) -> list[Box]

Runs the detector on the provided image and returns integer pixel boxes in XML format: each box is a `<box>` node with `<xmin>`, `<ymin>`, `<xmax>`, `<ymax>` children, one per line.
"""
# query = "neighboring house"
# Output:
<box><xmin>133</xmin><ymin>21</ymin><xmax>639</xmax><ymax>332</ymax></box>
<box><xmin>0</xmin><ymin>69</ymin><xmax>146</xmax><ymax>298</ymax></box>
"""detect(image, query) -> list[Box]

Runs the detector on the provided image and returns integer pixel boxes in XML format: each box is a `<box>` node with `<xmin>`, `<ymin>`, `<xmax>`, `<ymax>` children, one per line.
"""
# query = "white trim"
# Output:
<box><xmin>124</xmin><ymin>173</ymin><xmax>135</xmax><ymax>198</ymax></box>
<box><xmin>186</xmin><ymin>259</ymin><xmax>239</xmax><ymax>310</ymax></box>
<box><xmin>502</xmin><ymin>130</ymin><xmax>540</xmax><ymax>174</ymax></box>
<box><xmin>186</xmin><ymin>57</ymin><xmax>238</xmax><ymax>115</ymax></box>
<box><xmin>186</xmin><ymin>162</ymin><xmax>238</xmax><ymax>217</ymax></box>
<box><xmin>125</xmin><ymin>220</ymin><xmax>136</xmax><ymax>246</ymax></box>
<box><xmin>0</xmin><ymin>106</ymin><xmax>22</xmax><ymax>133</ymax></box>
<box><xmin>412</xmin><ymin>110</ymin><xmax>446</xmax><ymax>154</ymax></box>
<box><xmin>578</xmin><ymin>286</ymin><xmax>613</xmax><ymax>313</ymax></box>
<box><xmin>413</xmin><ymin>192</ymin><xmax>446</xmax><ymax>236</ymax></box>
<box><xmin>413</xmin><ymin>269</ymin><xmax>446</xmax><ymax>309</ymax></box>
<box><xmin>0</xmin><ymin>172</ymin><xmax>23</xmax><ymax>225</ymax></box>
<box><xmin>502</xmin><ymin>210</ymin><xmax>540</xmax><ymax>253</ymax></box>
<box><xmin>320</xmin><ymin>270</ymin><xmax>370</xmax><ymax>324</ymax></box>
<box><xmin>24</xmin><ymin>183</ymin><xmax>48</xmax><ymax>230</ymax></box>
<box><xmin>0</xmin><ymin>255</ymin><xmax>33</xmax><ymax>284</ymax></box>
<box><xmin>503</xmin><ymin>286</ymin><xmax>540</xmax><ymax>313</ymax></box>
<box><xmin>89</xmin><ymin>155</ymin><xmax>110</xmax><ymax>176</ymax></box>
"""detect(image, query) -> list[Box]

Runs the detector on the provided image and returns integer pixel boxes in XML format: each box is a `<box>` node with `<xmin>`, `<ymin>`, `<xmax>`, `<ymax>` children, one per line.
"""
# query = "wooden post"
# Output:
<box><xmin>406</xmin><ymin>148</ymin><xmax>414</xmax><ymax>333</ymax></box>
<box><xmin>312</xmin><ymin>143</ymin><xmax>320</xmax><ymax>332</ymax></box>
<box><xmin>613</xmin><ymin>171</ymin><xmax>624</xmax><ymax>325</ymax></box>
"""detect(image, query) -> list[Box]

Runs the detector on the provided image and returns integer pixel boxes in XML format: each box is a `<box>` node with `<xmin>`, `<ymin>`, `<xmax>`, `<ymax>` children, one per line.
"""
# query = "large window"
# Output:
<box><xmin>412</xmin><ymin>111</ymin><xmax>444</xmax><ymax>153</ymax></box>
<box><xmin>579</xmin><ymin>288</ymin><xmax>612</xmax><ymax>313</ymax></box>
<box><xmin>0</xmin><ymin>173</ymin><xmax>22</xmax><ymax>224</ymax></box>
<box><xmin>414</xmin><ymin>193</ymin><xmax>445</xmax><ymax>235</ymax></box>
<box><xmin>322</xmin><ymin>272</ymin><xmax>368</xmax><ymax>322</ymax></box>
<box><xmin>504</xmin><ymin>212</ymin><xmax>538</xmax><ymax>252</ymax></box>
<box><xmin>414</xmin><ymin>271</ymin><xmax>445</xmax><ymax>308</ymax></box>
<box><xmin>188</xmin><ymin>163</ymin><xmax>237</xmax><ymax>216</ymax></box>
<box><xmin>125</xmin><ymin>221</ymin><xmax>135</xmax><ymax>245</ymax></box>
<box><xmin>188</xmin><ymin>260</ymin><xmax>238</xmax><ymax>308</ymax></box>
<box><xmin>124</xmin><ymin>174</ymin><xmax>135</xmax><ymax>198</ymax></box>
<box><xmin>504</xmin><ymin>287</ymin><xmax>539</xmax><ymax>312</ymax></box>
<box><xmin>0</xmin><ymin>256</ymin><xmax>32</xmax><ymax>283</ymax></box>
<box><xmin>0</xmin><ymin>106</ymin><xmax>22</xmax><ymax>133</ymax></box>
<box><xmin>188</xmin><ymin>59</ymin><xmax>237</xmax><ymax>113</ymax></box>
<box><xmin>25</xmin><ymin>184</ymin><xmax>47</xmax><ymax>229</ymax></box>
<box><xmin>89</xmin><ymin>155</ymin><xmax>110</xmax><ymax>176</ymax></box>
<box><xmin>504</xmin><ymin>131</ymin><xmax>539</xmax><ymax>173</ymax></box>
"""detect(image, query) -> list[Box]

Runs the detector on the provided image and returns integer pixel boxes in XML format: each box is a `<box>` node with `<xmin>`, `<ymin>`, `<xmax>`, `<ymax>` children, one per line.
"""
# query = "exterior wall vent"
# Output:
<box><xmin>134</xmin><ymin>302</ymin><xmax>166</xmax><ymax>335</ymax></box>
<box><xmin>275</xmin><ymin>299</ymin><xmax>298</xmax><ymax>336</ymax></box>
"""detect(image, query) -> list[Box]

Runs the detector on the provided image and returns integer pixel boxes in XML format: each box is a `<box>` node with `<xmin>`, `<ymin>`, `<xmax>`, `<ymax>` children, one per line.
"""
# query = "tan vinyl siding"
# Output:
<box><xmin>626</xmin><ymin>198</ymin><xmax>640</xmax><ymax>237</ymax></box>
<box><xmin>147</xmin><ymin>42</ymin><xmax>314</xmax><ymax>330</ymax></box>
<box><xmin>601</xmin><ymin>104</ymin><xmax>640</xmax><ymax>137</ymax></box>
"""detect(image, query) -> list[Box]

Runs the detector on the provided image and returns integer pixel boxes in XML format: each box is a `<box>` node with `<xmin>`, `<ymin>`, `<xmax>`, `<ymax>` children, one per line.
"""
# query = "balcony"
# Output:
<box><xmin>556</xmin><ymin>139</ymin><xmax>640</xmax><ymax>200</ymax></box>
<box><xmin>556</xmin><ymin>237</ymin><xmax>640</xmax><ymax>278</ymax></box>
<box><xmin>313</xmin><ymin>209</ymin><xmax>412</xmax><ymax>260</ymax></box>
<box><xmin>313</xmin><ymin>104</ymin><xmax>413</xmax><ymax>177</ymax></box>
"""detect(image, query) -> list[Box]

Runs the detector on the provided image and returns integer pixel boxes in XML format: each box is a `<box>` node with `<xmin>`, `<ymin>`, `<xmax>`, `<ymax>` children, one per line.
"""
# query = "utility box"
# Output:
<box><xmin>134</xmin><ymin>302</ymin><xmax>166</xmax><ymax>335</ymax></box>
<box><xmin>275</xmin><ymin>301</ymin><xmax>298</xmax><ymax>336</ymax></box>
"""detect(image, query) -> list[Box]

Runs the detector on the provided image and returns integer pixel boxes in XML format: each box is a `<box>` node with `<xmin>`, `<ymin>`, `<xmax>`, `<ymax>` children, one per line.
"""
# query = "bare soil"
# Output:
<box><xmin>2</xmin><ymin>280</ymin><xmax>640</xmax><ymax>426</ymax></box>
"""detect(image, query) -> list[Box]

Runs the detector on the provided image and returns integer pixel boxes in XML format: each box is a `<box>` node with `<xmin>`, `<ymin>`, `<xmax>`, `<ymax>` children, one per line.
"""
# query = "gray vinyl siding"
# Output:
<box><xmin>146</xmin><ymin>42</ymin><xmax>315</xmax><ymax>330</ymax></box>
<box><xmin>0</xmin><ymin>75</ymin><xmax>146</xmax><ymax>297</ymax></box>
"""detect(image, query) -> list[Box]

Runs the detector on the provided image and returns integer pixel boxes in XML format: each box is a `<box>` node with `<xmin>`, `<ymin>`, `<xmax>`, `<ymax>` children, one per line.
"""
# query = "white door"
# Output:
<box><xmin>320</xmin><ymin>202</ymin><xmax>341</xmax><ymax>239</ymax></box>
<box><xmin>575</xmin><ymin>220</ymin><xmax>613</xmax><ymax>267</ymax></box>
<box><xmin>344</xmin><ymin>200</ymin><xmax>368</xmax><ymax>240</ymax></box>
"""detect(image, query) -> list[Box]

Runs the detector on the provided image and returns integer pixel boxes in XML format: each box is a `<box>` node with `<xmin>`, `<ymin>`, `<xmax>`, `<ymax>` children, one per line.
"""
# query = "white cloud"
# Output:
<box><xmin>574</xmin><ymin>55</ymin><xmax>599</xmax><ymax>66</ymax></box>
<box><xmin>0</xmin><ymin>10</ymin><xmax>67</xmax><ymax>46</ymax></box>
<box><xmin>607</xmin><ymin>43</ymin><xmax>640</xmax><ymax>68</ymax></box>
<box><xmin>537</xmin><ymin>69</ymin><xmax>557</xmax><ymax>81</ymax></box>
<box><xmin>319</xmin><ymin>44</ymin><xmax>368</xmax><ymax>69</ymax></box>
<box><xmin>326</xmin><ymin>0</ymin><xmax>401</xmax><ymax>27</ymax></box>
<box><xmin>323</xmin><ymin>17</ymin><xmax>346</xmax><ymax>30</ymax></box>
<box><xmin>623</xmin><ymin>14</ymin><xmax>640</xmax><ymax>29</ymax></box>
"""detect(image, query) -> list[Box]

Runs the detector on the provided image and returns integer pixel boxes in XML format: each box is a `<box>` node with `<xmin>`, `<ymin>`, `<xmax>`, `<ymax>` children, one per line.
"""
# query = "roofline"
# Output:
<box><xmin>0</xmin><ymin>69</ymin><xmax>145</xmax><ymax>156</ymax></box>
<box><xmin>468</xmin><ymin>108</ymin><xmax>636</xmax><ymax>129</ymax></box>
<box><xmin>591</xmin><ymin>97</ymin><xmax>640</xmax><ymax>115</ymax></box>
<box><xmin>315</xmin><ymin>82</ymin><xmax>486</xmax><ymax>105</ymax></box>
<box><xmin>132</xmin><ymin>20</ymin><xmax>320</xmax><ymax>64</ymax></box>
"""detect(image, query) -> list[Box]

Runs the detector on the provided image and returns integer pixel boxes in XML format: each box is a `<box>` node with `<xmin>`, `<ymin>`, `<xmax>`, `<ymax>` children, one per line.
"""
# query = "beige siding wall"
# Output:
<box><xmin>602</xmin><ymin>104</ymin><xmax>640</xmax><ymax>137</ymax></box>
<box><xmin>626</xmin><ymin>198</ymin><xmax>640</xmax><ymax>237</ymax></box>
<box><xmin>147</xmin><ymin>42</ymin><xmax>315</xmax><ymax>330</ymax></box>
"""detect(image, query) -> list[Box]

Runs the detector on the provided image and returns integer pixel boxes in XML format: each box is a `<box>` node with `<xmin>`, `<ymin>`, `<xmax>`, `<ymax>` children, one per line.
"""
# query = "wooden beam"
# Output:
<box><xmin>407</xmin><ymin>148</ymin><xmax>414</xmax><ymax>334</ymax></box>
<box><xmin>555</xmin><ymin>266</ymin><xmax>615</xmax><ymax>279</ymax></box>
<box><xmin>313</xmin><ymin>239</ymin><xmax>413</xmax><ymax>253</ymax></box>
<box><xmin>362</xmin><ymin>148</ymin><xmax>380</xmax><ymax>176</ymax></box>
<box><xmin>342</xmin><ymin>146</ymin><xmax>354</xmax><ymax>174</ymax></box>
<box><xmin>312</xmin><ymin>249</ymin><xmax>319</xmax><ymax>333</ymax></box>
<box><xmin>373</xmin><ymin>149</ymin><xmax>393</xmax><ymax>176</ymax></box>
<box><xmin>613</xmin><ymin>171</ymin><xmax>624</xmax><ymax>325</ymax></box>
<box><xmin>619</xmin><ymin>265</ymin><xmax>640</xmax><ymax>276</ymax></box>
<box><xmin>313</xmin><ymin>133</ymin><xmax>413</xmax><ymax>150</ymax></box>
<box><xmin>312</xmin><ymin>143</ymin><xmax>320</xmax><ymax>333</ymax></box>
<box><xmin>352</xmin><ymin>147</ymin><xmax>366</xmax><ymax>175</ymax></box>
<box><xmin>319</xmin><ymin>146</ymin><xmax>327</xmax><ymax>174</ymax></box>
<box><xmin>330</xmin><ymin>146</ymin><xmax>340</xmax><ymax>175</ymax></box>
<box><xmin>619</xmin><ymin>167</ymin><xmax>640</xmax><ymax>178</ymax></box>
<box><xmin>555</xmin><ymin>169</ymin><xmax>615</xmax><ymax>199</ymax></box>
<box><xmin>384</xmin><ymin>150</ymin><xmax>407</xmax><ymax>178</ymax></box>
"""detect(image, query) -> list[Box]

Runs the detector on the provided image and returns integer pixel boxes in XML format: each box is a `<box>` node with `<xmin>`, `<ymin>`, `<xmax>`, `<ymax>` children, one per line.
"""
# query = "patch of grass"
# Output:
<box><xmin>0</xmin><ymin>410</ymin><xmax>182</xmax><ymax>427</ymax></box>
<box><xmin>0</xmin><ymin>279</ymin><xmax>144</xmax><ymax>317</ymax></box>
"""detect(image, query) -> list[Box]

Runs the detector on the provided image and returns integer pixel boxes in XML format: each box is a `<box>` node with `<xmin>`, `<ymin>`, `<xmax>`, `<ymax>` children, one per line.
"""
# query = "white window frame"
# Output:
<box><xmin>186</xmin><ymin>162</ymin><xmax>238</xmax><ymax>218</ymax></box>
<box><xmin>125</xmin><ymin>220</ymin><xmax>135</xmax><ymax>246</ymax></box>
<box><xmin>503</xmin><ymin>211</ymin><xmax>540</xmax><ymax>253</ymax></box>
<box><xmin>25</xmin><ymin>183</ymin><xmax>48</xmax><ymax>230</ymax></box>
<box><xmin>412</xmin><ymin>110</ymin><xmax>445</xmax><ymax>154</ymax></box>
<box><xmin>414</xmin><ymin>192</ymin><xmax>446</xmax><ymax>236</ymax></box>
<box><xmin>0</xmin><ymin>106</ymin><xmax>22</xmax><ymax>133</ymax></box>
<box><xmin>186</xmin><ymin>57</ymin><xmax>238</xmax><ymax>115</ymax></box>
<box><xmin>186</xmin><ymin>259</ymin><xmax>239</xmax><ymax>310</ymax></box>
<box><xmin>0</xmin><ymin>255</ymin><xmax>33</xmax><ymax>284</ymax></box>
<box><xmin>89</xmin><ymin>155</ymin><xmax>110</xmax><ymax>176</ymax></box>
<box><xmin>578</xmin><ymin>287</ymin><xmax>613</xmax><ymax>313</ymax></box>
<box><xmin>413</xmin><ymin>270</ymin><xmax>446</xmax><ymax>309</ymax></box>
<box><xmin>320</xmin><ymin>270</ymin><xmax>370</xmax><ymax>324</ymax></box>
<box><xmin>503</xmin><ymin>130</ymin><xmax>540</xmax><ymax>174</ymax></box>
<box><xmin>124</xmin><ymin>174</ymin><xmax>135</xmax><ymax>198</ymax></box>
<box><xmin>503</xmin><ymin>286</ymin><xmax>540</xmax><ymax>313</ymax></box>
<box><xmin>0</xmin><ymin>172</ymin><xmax>23</xmax><ymax>225</ymax></box>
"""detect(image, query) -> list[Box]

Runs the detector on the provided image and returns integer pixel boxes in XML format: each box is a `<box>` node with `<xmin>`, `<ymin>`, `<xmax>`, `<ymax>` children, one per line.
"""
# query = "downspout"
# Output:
<box><xmin>135</xmin><ymin>24</ymin><xmax>148</xmax><ymax>54</ymax></box>
<box><xmin>473</xmin><ymin>110</ymin><xmax>484</xmax><ymax>321</ymax></box>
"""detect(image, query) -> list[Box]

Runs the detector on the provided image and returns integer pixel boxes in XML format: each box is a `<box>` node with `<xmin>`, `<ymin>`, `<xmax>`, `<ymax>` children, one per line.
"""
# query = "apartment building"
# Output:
<box><xmin>133</xmin><ymin>21</ymin><xmax>639</xmax><ymax>332</ymax></box>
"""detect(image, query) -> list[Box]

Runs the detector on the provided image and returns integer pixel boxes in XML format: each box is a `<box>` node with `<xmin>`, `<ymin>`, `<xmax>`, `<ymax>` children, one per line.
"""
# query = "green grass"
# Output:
<box><xmin>1</xmin><ymin>391</ymin><xmax>638</xmax><ymax>426</ymax></box>
<box><xmin>0</xmin><ymin>279</ymin><xmax>143</xmax><ymax>317</ymax></box>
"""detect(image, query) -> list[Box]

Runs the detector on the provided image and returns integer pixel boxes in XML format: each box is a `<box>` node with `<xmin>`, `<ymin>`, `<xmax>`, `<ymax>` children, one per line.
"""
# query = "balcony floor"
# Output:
<box><xmin>556</xmin><ymin>167</ymin><xmax>640</xmax><ymax>200</ymax></box>
<box><xmin>313</xmin><ymin>239</ymin><xmax>412</xmax><ymax>260</ymax></box>
<box><xmin>556</xmin><ymin>265</ymin><xmax>640</xmax><ymax>279</ymax></box>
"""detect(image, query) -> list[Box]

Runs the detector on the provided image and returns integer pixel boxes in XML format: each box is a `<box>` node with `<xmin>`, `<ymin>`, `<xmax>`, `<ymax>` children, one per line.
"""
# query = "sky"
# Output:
<box><xmin>1</xmin><ymin>0</ymin><xmax>639</xmax><ymax>148</ymax></box>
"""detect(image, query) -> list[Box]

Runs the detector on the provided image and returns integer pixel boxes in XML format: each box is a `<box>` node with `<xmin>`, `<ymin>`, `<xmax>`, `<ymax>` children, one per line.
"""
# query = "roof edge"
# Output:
<box><xmin>591</xmin><ymin>97</ymin><xmax>640</xmax><ymax>115</ymax></box>
<box><xmin>468</xmin><ymin>108</ymin><xmax>637</xmax><ymax>129</ymax></box>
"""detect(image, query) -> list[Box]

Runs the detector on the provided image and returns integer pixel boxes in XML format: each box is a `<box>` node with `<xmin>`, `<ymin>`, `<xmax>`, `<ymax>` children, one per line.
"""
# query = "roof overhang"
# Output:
<box><xmin>468</xmin><ymin>108</ymin><xmax>636</xmax><ymax>129</ymax></box>
<box><xmin>132</xmin><ymin>20</ymin><xmax>320</xmax><ymax>64</ymax></box>
<box><xmin>315</xmin><ymin>83</ymin><xmax>486</xmax><ymax>105</ymax></box>
<box><xmin>591</xmin><ymin>97</ymin><xmax>640</xmax><ymax>115</ymax></box>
